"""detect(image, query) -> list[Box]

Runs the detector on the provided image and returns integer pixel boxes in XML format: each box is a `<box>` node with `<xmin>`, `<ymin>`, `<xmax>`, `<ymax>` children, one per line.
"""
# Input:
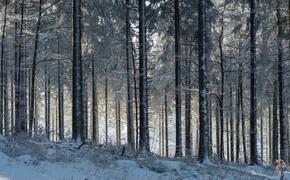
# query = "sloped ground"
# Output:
<box><xmin>0</xmin><ymin>135</ymin><xmax>286</xmax><ymax>180</ymax></box>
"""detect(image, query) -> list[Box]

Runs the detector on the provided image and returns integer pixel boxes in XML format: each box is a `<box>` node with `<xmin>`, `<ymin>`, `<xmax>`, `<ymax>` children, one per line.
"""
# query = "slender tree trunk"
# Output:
<box><xmin>57</xmin><ymin>34</ymin><xmax>64</xmax><ymax>140</ymax></box>
<box><xmin>209</xmin><ymin>99</ymin><xmax>212</xmax><ymax>156</ymax></box>
<box><xmin>216</xmin><ymin>99</ymin><xmax>220</xmax><ymax>157</ymax></box>
<box><xmin>218</xmin><ymin>3</ymin><xmax>226</xmax><ymax>160</ymax></box>
<box><xmin>250</xmin><ymin>0</ymin><xmax>258</xmax><ymax>165</ymax></box>
<box><xmin>29</xmin><ymin>0</ymin><xmax>42</xmax><ymax>137</ymax></box>
<box><xmin>72</xmin><ymin>0</ymin><xmax>84</xmax><ymax>142</ymax></box>
<box><xmin>240</xmin><ymin>65</ymin><xmax>248</xmax><ymax>163</ymax></box>
<box><xmin>130</xmin><ymin>35</ymin><xmax>139</xmax><ymax>150</ymax></box>
<box><xmin>185</xmin><ymin>47</ymin><xmax>192</xmax><ymax>157</ymax></box>
<box><xmin>198</xmin><ymin>0</ymin><xmax>209</xmax><ymax>162</ymax></box>
<box><xmin>165</xmin><ymin>91</ymin><xmax>169</xmax><ymax>157</ymax></box>
<box><xmin>14</xmin><ymin>1</ymin><xmax>19</xmax><ymax>134</ymax></box>
<box><xmin>105</xmin><ymin>77</ymin><xmax>108</xmax><ymax>145</ymax></box>
<box><xmin>18</xmin><ymin>0</ymin><xmax>26</xmax><ymax>133</ymax></box>
<box><xmin>116</xmin><ymin>101</ymin><xmax>121</xmax><ymax>145</ymax></box>
<box><xmin>1</xmin><ymin>0</ymin><xmax>8</xmax><ymax>136</ymax></box>
<box><xmin>261</xmin><ymin>117</ymin><xmax>263</xmax><ymax>163</ymax></box>
<box><xmin>45</xmin><ymin>62</ymin><xmax>51</xmax><ymax>140</ymax></box>
<box><xmin>277</xmin><ymin>0</ymin><xmax>288</xmax><ymax>164</ymax></box>
<box><xmin>138</xmin><ymin>0</ymin><xmax>150</xmax><ymax>153</ymax></box>
<box><xmin>236</xmin><ymin>86</ymin><xmax>240</xmax><ymax>162</ymax></box>
<box><xmin>272</xmin><ymin>81</ymin><xmax>279</xmax><ymax>162</ymax></box>
<box><xmin>174</xmin><ymin>0</ymin><xmax>182</xmax><ymax>158</ymax></box>
<box><xmin>126</xmin><ymin>0</ymin><xmax>135</xmax><ymax>150</ymax></box>
<box><xmin>269</xmin><ymin>103</ymin><xmax>272</xmax><ymax>163</ymax></box>
<box><xmin>91</xmin><ymin>58</ymin><xmax>98</xmax><ymax>143</ymax></box>
<box><xmin>226</xmin><ymin>113</ymin><xmax>229</xmax><ymax>161</ymax></box>
<box><xmin>230</xmin><ymin>87</ymin><xmax>234</xmax><ymax>161</ymax></box>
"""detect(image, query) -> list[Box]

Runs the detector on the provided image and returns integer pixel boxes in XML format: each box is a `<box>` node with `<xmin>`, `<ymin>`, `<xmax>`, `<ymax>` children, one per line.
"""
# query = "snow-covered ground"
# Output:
<box><xmin>0</xmin><ymin>135</ymin><xmax>287</xmax><ymax>180</ymax></box>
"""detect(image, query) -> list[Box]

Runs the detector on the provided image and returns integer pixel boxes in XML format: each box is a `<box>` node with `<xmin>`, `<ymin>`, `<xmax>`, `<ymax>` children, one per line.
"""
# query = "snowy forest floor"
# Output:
<box><xmin>0</xmin><ymin>135</ymin><xmax>288</xmax><ymax>180</ymax></box>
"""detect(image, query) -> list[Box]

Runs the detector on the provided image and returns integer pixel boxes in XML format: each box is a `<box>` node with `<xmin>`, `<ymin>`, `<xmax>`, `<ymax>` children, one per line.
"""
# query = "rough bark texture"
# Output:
<box><xmin>138</xmin><ymin>0</ymin><xmax>150</xmax><ymax>153</ymax></box>
<box><xmin>250</xmin><ymin>0</ymin><xmax>258</xmax><ymax>165</ymax></box>
<box><xmin>174</xmin><ymin>0</ymin><xmax>182</xmax><ymax>158</ymax></box>
<box><xmin>72</xmin><ymin>0</ymin><xmax>84</xmax><ymax>142</ymax></box>
<box><xmin>276</xmin><ymin>0</ymin><xmax>288</xmax><ymax>164</ymax></box>
<box><xmin>198</xmin><ymin>0</ymin><xmax>209</xmax><ymax>162</ymax></box>
<box><xmin>126</xmin><ymin>0</ymin><xmax>135</xmax><ymax>150</ymax></box>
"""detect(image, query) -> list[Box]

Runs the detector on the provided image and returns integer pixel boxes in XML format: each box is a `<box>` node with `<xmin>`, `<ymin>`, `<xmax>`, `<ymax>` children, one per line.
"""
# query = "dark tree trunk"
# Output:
<box><xmin>165</xmin><ymin>91</ymin><xmax>169</xmax><ymax>158</ymax></box>
<box><xmin>239</xmin><ymin>63</ymin><xmax>247</xmax><ymax>163</ymax></box>
<box><xmin>209</xmin><ymin>99</ymin><xmax>212</xmax><ymax>157</ymax></box>
<box><xmin>216</xmin><ymin>99</ymin><xmax>220</xmax><ymax>157</ymax></box>
<box><xmin>236</xmin><ymin>86</ymin><xmax>240</xmax><ymax>162</ymax></box>
<box><xmin>116</xmin><ymin>101</ymin><xmax>121</xmax><ymax>145</ymax></box>
<box><xmin>138</xmin><ymin>0</ymin><xmax>150</xmax><ymax>153</ymax></box>
<box><xmin>261</xmin><ymin>117</ymin><xmax>263</xmax><ymax>163</ymax></box>
<box><xmin>57</xmin><ymin>35</ymin><xmax>64</xmax><ymax>140</ymax></box>
<box><xmin>91</xmin><ymin>58</ymin><xmax>98</xmax><ymax>143</ymax></box>
<box><xmin>250</xmin><ymin>0</ymin><xmax>258</xmax><ymax>165</ymax></box>
<box><xmin>198</xmin><ymin>0</ymin><xmax>209</xmax><ymax>162</ymax></box>
<box><xmin>1</xmin><ymin>0</ymin><xmax>8</xmax><ymax>136</ymax></box>
<box><xmin>45</xmin><ymin>62</ymin><xmax>50</xmax><ymax>140</ymax></box>
<box><xmin>29</xmin><ymin>0</ymin><xmax>42</xmax><ymax>137</ymax></box>
<box><xmin>269</xmin><ymin>103</ymin><xmax>272</xmax><ymax>162</ymax></box>
<box><xmin>185</xmin><ymin>47</ymin><xmax>192</xmax><ymax>157</ymax></box>
<box><xmin>272</xmin><ymin>81</ymin><xmax>278</xmax><ymax>162</ymax></box>
<box><xmin>126</xmin><ymin>0</ymin><xmax>135</xmax><ymax>150</ymax></box>
<box><xmin>174</xmin><ymin>0</ymin><xmax>182</xmax><ymax>158</ymax></box>
<box><xmin>105</xmin><ymin>77</ymin><xmax>108</xmax><ymax>145</ymax></box>
<box><xmin>276</xmin><ymin>0</ymin><xmax>288</xmax><ymax>163</ymax></box>
<box><xmin>72</xmin><ymin>0</ymin><xmax>84</xmax><ymax>142</ymax></box>
<box><xmin>230</xmin><ymin>87</ymin><xmax>234</xmax><ymax>161</ymax></box>
<box><xmin>218</xmin><ymin>3</ymin><xmax>226</xmax><ymax>160</ymax></box>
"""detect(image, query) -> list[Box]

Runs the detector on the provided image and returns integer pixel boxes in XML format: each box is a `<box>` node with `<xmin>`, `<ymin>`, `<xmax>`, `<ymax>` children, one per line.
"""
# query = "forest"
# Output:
<box><xmin>0</xmin><ymin>0</ymin><xmax>289</xmax><ymax>179</ymax></box>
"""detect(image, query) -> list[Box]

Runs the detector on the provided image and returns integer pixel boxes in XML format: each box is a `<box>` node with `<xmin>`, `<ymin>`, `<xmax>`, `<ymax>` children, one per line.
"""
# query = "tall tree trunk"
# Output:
<box><xmin>1</xmin><ymin>0</ymin><xmax>8</xmax><ymax>136</ymax></box>
<box><xmin>126</xmin><ymin>0</ymin><xmax>135</xmax><ymax>150</ymax></box>
<box><xmin>226</xmin><ymin>113</ymin><xmax>229</xmax><ymax>161</ymax></box>
<box><xmin>218</xmin><ymin>3</ymin><xmax>226</xmax><ymax>160</ymax></box>
<box><xmin>236</xmin><ymin>86</ymin><xmax>240</xmax><ymax>162</ymax></box>
<box><xmin>165</xmin><ymin>91</ymin><xmax>169</xmax><ymax>157</ymax></box>
<box><xmin>277</xmin><ymin>0</ymin><xmax>288</xmax><ymax>163</ymax></box>
<box><xmin>185</xmin><ymin>47</ymin><xmax>192</xmax><ymax>157</ymax></box>
<box><xmin>239</xmin><ymin>64</ymin><xmax>248</xmax><ymax>163</ymax></box>
<box><xmin>272</xmin><ymin>81</ymin><xmax>279</xmax><ymax>162</ymax></box>
<box><xmin>18</xmin><ymin>0</ymin><xmax>26</xmax><ymax>133</ymax></box>
<box><xmin>174</xmin><ymin>0</ymin><xmax>182</xmax><ymax>158</ymax></box>
<box><xmin>72</xmin><ymin>0</ymin><xmax>84</xmax><ymax>142</ymax></box>
<box><xmin>198</xmin><ymin>0</ymin><xmax>209</xmax><ymax>162</ymax></box>
<box><xmin>138</xmin><ymin>0</ymin><xmax>150</xmax><ymax>153</ymax></box>
<box><xmin>269</xmin><ymin>103</ymin><xmax>272</xmax><ymax>163</ymax></box>
<box><xmin>57</xmin><ymin>34</ymin><xmax>64</xmax><ymax>140</ymax></box>
<box><xmin>105</xmin><ymin>77</ymin><xmax>108</xmax><ymax>145</ymax></box>
<box><xmin>216</xmin><ymin>99</ymin><xmax>220</xmax><ymax>156</ymax></box>
<box><xmin>14</xmin><ymin>1</ymin><xmax>19</xmax><ymax>134</ymax></box>
<box><xmin>130</xmin><ymin>35</ymin><xmax>139</xmax><ymax>149</ymax></box>
<box><xmin>261</xmin><ymin>117</ymin><xmax>263</xmax><ymax>163</ymax></box>
<box><xmin>91</xmin><ymin>58</ymin><xmax>98</xmax><ymax>143</ymax></box>
<box><xmin>29</xmin><ymin>0</ymin><xmax>42</xmax><ymax>137</ymax></box>
<box><xmin>116</xmin><ymin>101</ymin><xmax>121</xmax><ymax>145</ymax></box>
<box><xmin>250</xmin><ymin>0</ymin><xmax>258</xmax><ymax>165</ymax></box>
<box><xmin>209</xmin><ymin>99</ymin><xmax>212</xmax><ymax>156</ymax></box>
<box><xmin>45</xmin><ymin>62</ymin><xmax>50</xmax><ymax>140</ymax></box>
<box><xmin>230</xmin><ymin>87</ymin><xmax>234</xmax><ymax>161</ymax></box>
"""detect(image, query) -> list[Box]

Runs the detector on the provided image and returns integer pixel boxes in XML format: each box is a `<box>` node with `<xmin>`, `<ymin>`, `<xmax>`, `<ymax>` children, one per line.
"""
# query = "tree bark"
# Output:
<box><xmin>126</xmin><ymin>0</ymin><xmax>135</xmax><ymax>150</ymax></box>
<box><xmin>72</xmin><ymin>0</ymin><xmax>84</xmax><ymax>142</ymax></box>
<box><xmin>250</xmin><ymin>0</ymin><xmax>258</xmax><ymax>165</ymax></box>
<box><xmin>138</xmin><ymin>0</ymin><xmax>150</xmax><ymax>153</ymax></box>
<box><xmin>276</xmin><ymin>0</ymin><xmax>288</xmax><ymax>163</ymax></box>
<box><xmin>198</xmin><ymin>0</ymin><xmax>209</xmax><ymax>162</ymax></box>
<box><xmin>174</xmin><ymin>0</ymin><xmax>182</xmax><ymax>158</ymax></box>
